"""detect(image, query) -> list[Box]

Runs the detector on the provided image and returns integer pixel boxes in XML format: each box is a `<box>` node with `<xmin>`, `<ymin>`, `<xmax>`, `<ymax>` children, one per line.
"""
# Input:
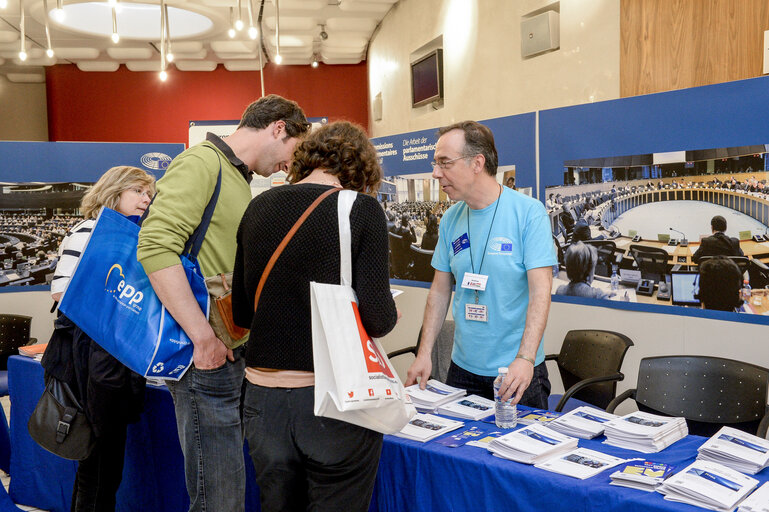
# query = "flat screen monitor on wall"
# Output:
<box><xmin>411</xmin><ymin>49</ymin><xmax>443</xmax><ymax>108</ymax></box>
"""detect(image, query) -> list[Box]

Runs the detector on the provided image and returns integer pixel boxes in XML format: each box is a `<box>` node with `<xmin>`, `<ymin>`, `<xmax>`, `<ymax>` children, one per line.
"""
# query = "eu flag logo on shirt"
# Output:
<box><xmin>500</xmin><ymin>243</ymin><xmax>513</xmax><ymax>251</ymax></box>
<box><xmin>452</xmin><ymin>233</ymin><xmax>470</xmax><ymax>255</ymax></box>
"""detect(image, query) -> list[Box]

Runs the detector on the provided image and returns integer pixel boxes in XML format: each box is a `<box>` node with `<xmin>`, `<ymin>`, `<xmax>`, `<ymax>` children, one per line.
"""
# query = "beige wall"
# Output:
<box><xmin>368</xmin><ymin>0</ymin><xmax>620</xmax><ymax>137</ymax></box>
<box><xmin>0</xmin><ymin>77</ymin><xmax>48</xmax><ymax>141</ymax></box>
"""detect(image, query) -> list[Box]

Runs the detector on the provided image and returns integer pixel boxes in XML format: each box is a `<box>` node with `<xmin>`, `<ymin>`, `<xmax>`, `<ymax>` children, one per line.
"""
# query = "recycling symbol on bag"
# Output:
<box><xmin>152</xmin><ymin>362</ymin><xmax>165</xmax><ymax>373</ymax></box>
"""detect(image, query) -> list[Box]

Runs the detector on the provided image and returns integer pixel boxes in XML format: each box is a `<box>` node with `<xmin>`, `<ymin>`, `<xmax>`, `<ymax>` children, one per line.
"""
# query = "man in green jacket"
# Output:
<box><xmin>137</xmin><ymin>94</ymin><xmax>310</xmax><ymax>512</ymax></box>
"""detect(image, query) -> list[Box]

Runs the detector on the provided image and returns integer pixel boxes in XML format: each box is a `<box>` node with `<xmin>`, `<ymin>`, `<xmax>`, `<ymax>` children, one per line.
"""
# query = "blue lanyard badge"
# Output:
<box><xmin>452</xmin><ymin>233</ymin><xmax>470</xmax><ymax>255</ymax></box>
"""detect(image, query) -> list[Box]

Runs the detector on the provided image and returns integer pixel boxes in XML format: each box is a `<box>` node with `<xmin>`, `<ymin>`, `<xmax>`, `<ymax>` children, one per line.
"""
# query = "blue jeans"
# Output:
<box><xmin>166</xmin><ymin>347</ymin><xmax>246</xmax><ymax>512</ymax></box>
<box><xmin>446</xmin><ymin>361</ymin><xmax>551</xmax><ymax>409</ymax></box>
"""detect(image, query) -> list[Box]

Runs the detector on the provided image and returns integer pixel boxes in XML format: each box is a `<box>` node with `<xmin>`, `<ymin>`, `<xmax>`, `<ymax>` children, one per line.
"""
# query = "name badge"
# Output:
<box><xmin>465</xmin><ymin>303</ymin><xmax>488</xmax><ymax>322</ymax></box>
<box><xmin>461</xmin><ymin>272</ymin><xmax>488</xmax><ymax>291</ymax></box>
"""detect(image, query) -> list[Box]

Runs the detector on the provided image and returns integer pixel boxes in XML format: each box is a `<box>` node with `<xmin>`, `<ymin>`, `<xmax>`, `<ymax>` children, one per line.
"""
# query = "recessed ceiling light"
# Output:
<box><xmin>49</xmin><ymin>2</ymin><xmax>212</xmax><ymax>40</ymax></box>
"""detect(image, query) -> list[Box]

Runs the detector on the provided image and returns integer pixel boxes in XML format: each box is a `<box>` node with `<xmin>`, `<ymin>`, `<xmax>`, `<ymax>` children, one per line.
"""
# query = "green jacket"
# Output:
<box><xmin>137</xmin><ymin>140</ymin><xmax>252</xmax><ymax>279</ymax></box>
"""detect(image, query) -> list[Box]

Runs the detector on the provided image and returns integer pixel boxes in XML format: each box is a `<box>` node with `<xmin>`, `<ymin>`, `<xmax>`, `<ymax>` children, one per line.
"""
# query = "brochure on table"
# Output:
<box><xmin>394</xmin><ymin>413</ymin><xmax>464</xmax><ymax>443</ymax></box>
<box><xmin>698</xmin><ymin>426</ymin><xmax>769</xmax><ymax>475</ymax></box>
<box><xmin>547</xmin><ymin>406</ymin><xmax>618</xmax><ymax>439</ymax></box>
<box><xmin>536</xmin><ymin>447</ymin><xmax>626</xmax><ymax>480</ymax></box>
<box><xmin>488</xmin><ymin>423</ymin><xmax>578</xmax><ymax>464</ymax></box>
<box><xmin>658</xmin><ymin>460</ymin><xmax>759</xmax><ymax>512</ymax></box>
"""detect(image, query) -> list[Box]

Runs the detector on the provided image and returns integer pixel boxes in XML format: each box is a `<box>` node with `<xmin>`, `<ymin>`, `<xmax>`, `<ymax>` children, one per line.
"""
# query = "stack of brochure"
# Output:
<box><xmin>436</xmin><ymin>395</ymin><xmax>495</xmax><ymax>421</ymax></box>
<box><xmin>610</xmin><ymin>460</ymin><xmax>676</xmax><ymax>491</ymax></box>
<box><xmin>404</xmin><ymin>380</ymin><xmax>466</xmax><ymax>412</ymax></box>
<box><xmin>657</xmin><ymin>460</ymin><xmax>759</xmax><ymax>512</ymax></box>
<box><xmin>487</xmin><ymin>423</ymin><xmax>578</xmax><ymax>464</ymax></box>
<box><xmin>517</xmin><ymin>409</ymin><xmax>562</xmax><ymax>426</ymax></box>
<box><xmin>697</xmin><ymin>426</ymin><xmax>769</xmax><ymax>475</ymax></box>
<box><xmin>394</xmin><ymin>413</ymin><xmax>464</xmax><ymax>443</ymax></box>
<box><xmin>738</xmin><ymin>482</ymin><xmax>769</xmax><ymax>512</ymax></box>
<box><xmin>603</xmin><ymin>411</ymin><xmax>688</xmax><ymax>453</ymax></box>
<box><xmin>547</xmin><ymin>406</ymin><xmax>618</xmax><ymax>439</ymax></box>
<box><xmin>535</xmin><ymin>447</ymin><xmax>626</xmax><ymax>480</ymax></box>
<box><xmin>18</xmin><ymin>342</ymin><xmax>47</xmax><ymax>361</ymax></box>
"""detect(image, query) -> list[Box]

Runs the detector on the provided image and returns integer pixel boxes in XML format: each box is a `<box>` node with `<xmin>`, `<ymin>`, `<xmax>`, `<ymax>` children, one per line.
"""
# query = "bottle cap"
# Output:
<box><xmin>498</xmin><ymin>367</ymin><xmax>508</xmax><ymax>374</ymax></box>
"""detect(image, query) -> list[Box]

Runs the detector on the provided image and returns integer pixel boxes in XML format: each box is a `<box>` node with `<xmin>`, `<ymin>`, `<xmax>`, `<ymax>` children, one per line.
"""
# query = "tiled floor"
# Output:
<box><xmin>1</xmin><ymin>395</ymin><xmax>49</xmax><ymax>512</ymax></box>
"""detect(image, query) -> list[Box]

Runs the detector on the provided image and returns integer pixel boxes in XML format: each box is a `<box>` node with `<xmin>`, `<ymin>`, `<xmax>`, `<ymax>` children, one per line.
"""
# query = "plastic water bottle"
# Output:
<box><xmin>742</xmin><ymin>279</ymin><xmax>752</xmax><ymax>303</ymax></box>
<box><xmin>610</xmin><ymin>266</ymin><xmax>619</xmax><ymax>292</ymax></box>
<box><xmin>493</xmin><ymin>367</ymin><xmax>517</xmax><ymax>428</ymax></box>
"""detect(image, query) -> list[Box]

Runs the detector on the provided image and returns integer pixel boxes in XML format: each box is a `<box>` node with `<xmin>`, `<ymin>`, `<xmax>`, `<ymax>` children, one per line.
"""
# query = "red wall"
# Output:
<box><xmin>46</xmin><ymin>63</ymin><xmax>369</xmax><ymax>144</ymax></box>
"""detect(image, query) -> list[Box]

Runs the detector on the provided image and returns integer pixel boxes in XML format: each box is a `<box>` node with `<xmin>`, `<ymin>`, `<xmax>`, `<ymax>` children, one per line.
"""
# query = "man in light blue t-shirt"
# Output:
<box><xmin>405</xmin><ymin>121</ymin><xmax>557</xmax><ymax>407</ymax></box>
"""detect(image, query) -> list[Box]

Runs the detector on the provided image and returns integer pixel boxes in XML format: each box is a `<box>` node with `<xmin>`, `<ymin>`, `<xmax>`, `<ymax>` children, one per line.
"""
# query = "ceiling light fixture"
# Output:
<box><xmin>159</xmin><ymin>0</ymin><xmax>167</xmax><ymax>81</ymax></box>
<box><xmin>42</xmin><ymin>0</ymin><xmax>54</xmax><ymax>57</ymax></box>
<box><xmin>52</xmin><ymin>0</ymin><xmax>65</xmax><ymax>22</ymax></box>
<box><xmin>0</xmin><ymin>0</ymin><xmax>7</xmax><ymax>9</ymax></box>
<box><xmin>246</xmin><ymin>0</ymin><xmax>257</xmax><ymax>40</ymax></box>
<box><xmin>111</xmin><ymin>6</ymin><xmax>119</xmax><ymax>43</ymax></box>
<box><xmin>274</xmin><ymin>0</ymin><xmax>281</xmax><ymax>64</ymax></box>
<box><xmin>319</xmin><ymin>24</ymin><xmax>327</xmax><ymax>40</ymax></box>
<box><xmin>163</xmin><ymin>3</ymin><xmax>173</xmax><ymax>62</ymax></box>
<box><xmin>311</xmin><ymin>54</ymin><xmax>318</xmax><ymax>68</ymax></box>
<box><xmin>18</xmin><ymin>0</ymin><xmax>27</xmax><ymax>61</ymax></box>
<box><xmin>227</xmin><ymin>7</ymin><xmax>236</xmax><ymax>38</ymax></box>
<box><xmin>234</xmin><ymin>0</ymin><xmax>243</xmax><ymax>31</ymax></box>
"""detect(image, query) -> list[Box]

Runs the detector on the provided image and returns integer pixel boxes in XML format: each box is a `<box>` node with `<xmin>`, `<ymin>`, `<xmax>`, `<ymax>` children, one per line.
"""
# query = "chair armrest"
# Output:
<box><xmin>386</xmin><ymin>346</ymin><xmax>417</xmax><ymax>360</ymax></box>
<box><xmin>545</xmin><ymin>354</ymin><xmax>558</xmax><ymax>361</ymax></box>
<box><xmin>758</xmin><ymin>412</ymin><xmax>769</xmax><ymax>439</ymax></box>
<box><xmin>606</xmin><ymin>388</ymin><xmax>636</xmax><ymax>413</ymax></box>
<box><xmin>554</xmin><ymin>372</ymin><xmax>625</xmax><ymax>412</ymax></box>
<box><xmin>26</xmin><ymin>338</ymin><xmax>38</xmax><ymax>346</ymax></box>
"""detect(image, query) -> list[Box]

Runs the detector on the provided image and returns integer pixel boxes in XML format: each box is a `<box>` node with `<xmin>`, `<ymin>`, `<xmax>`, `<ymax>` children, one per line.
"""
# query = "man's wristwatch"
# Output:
<box><xmin>515</xmin><ymin>354</ymin><xmax>535</xmax><ymax>365</ymax></box>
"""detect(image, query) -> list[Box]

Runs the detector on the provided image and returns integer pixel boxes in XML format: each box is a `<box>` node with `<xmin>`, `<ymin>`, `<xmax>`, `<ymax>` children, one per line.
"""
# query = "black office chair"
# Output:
<box><xmin>408</xmin><ymin>244</ymin><xmax>435</xmax><ymax>282</ymax></box>
<box><xmin>387</xmin><ymin>320</ymin><xmax>454</xmax><ymax>384</ymax></box>
<box><xmin>628</xmin><ymin>244</ymin><xmax>670</xmax><ymax>282</ymax></box>
<box><xmin>388</xmin><ymin>232</ymin><xmax>410</xmax><ymax>279</ymax></box>
<box><xmin>607</xmin><ymin>355</ymin><xmax>769</xmax><ymax>437</ymax></box>
<box><xmin>583</xmin><ymin>240</ymin><xmax>621</xmax><ymax>277</ymax></box>
<box><xmin>545</xmin><ymin>330</ymin><xmax>634</xmax><ymax>412</ymax></box>
<box><xmin>698</xmin><ymin>255</ymin><xmax>750</xmax><ymax>275</ymax></box>
<box><xmin>748</xmin><ymin>258</ymin><xmax>769</xmax><ymax>289</ymax></box>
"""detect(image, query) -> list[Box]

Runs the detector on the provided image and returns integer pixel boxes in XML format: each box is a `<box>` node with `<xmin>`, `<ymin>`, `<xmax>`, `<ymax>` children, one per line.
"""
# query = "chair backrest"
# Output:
<box><xmin>555</xmin><ymin>329</ymin><xmax>633</xmax><ymax>409</ymax></box>
<box><xmin>629</xmin><ymin>244</ymin><xmax>669</xmax><ymax>281</ymax></box>
<box><xmin>0</xmin><ymin>314</ymin><xmax>32</xmax><ymax>371</ymax></box>
<box><xmin>408</xmin><ymin>244</ymin><xmax>434</xmax><ymax>282</ymax></box>
<box><xmin>634</xmin><ymin>355</ymin><xmax>769</xmax><ymax>436</ymax></box>
<box><xmin>583</xmin><ymin>240</ymin><xmax>618</xmax><ymax>277</ymax></box>
<box><xmin>416</xmin><ymin>320</ymin><xmax>455</xmax><ymax>384</ymax></box>
<box><xmin>699</xmin><ymin>255</ymin><xmax>751</xmax><ymax>275</ymax></box>
<box><xmin>388</xmin><ymin>232</ymin><xmax>410</xmax><ymax>277</ymax></box>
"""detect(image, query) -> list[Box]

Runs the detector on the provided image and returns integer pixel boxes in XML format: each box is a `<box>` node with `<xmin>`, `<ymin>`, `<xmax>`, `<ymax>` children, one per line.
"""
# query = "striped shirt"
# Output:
<box><xmin>50</xmin><ymin>219</ymin><xmax>95</xmax><ymax>296</ymax></box>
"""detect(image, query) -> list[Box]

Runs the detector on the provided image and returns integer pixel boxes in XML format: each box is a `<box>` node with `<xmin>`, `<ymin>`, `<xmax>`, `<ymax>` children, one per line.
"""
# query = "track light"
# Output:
<box><xmin>311</xmin><ymin>56</ymin><xmax>318</xmax><ymax>68</ymax></box>
<box><xmin>228</xmin><ymin>7</ymin><xmax>236</xmax><ymax>38</ymax></box>
<box><xmin>111</xmin><ymin>6</ymin><xmax>119</xmax><ymax>43</ymax></box>
<box><xmin>163</xmin><ymin>4</ymin><xmax>172</xmax><ymax>62</ymax></box>
<box><xmin>18</xmin><ymin>0</ymin><xmax>26</xmax><ymax>61</ymax></box>
<box><xmin>247</xmin><ymin>0</ymin><xmax>257</xmax><ymax>40</ymax></box>
<box><xmin>52</xmin><ymin>0</ymin><xmax>65</xmax><ymax>21</ymax></box>
<box><xmin>43</xmin><ymin>0</ymin><xmax>54</xmax><ymax>57</ymax></box>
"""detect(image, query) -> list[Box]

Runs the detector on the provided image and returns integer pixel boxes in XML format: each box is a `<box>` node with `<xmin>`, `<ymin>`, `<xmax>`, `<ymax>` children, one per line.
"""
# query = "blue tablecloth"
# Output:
<box><xmin>10</xmin><ymin>355</ymin><xmax>769</xmax><ymax>512</ymax></box>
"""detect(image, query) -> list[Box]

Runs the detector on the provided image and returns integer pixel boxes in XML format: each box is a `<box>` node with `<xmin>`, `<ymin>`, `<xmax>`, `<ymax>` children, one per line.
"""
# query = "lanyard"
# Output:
<box><xmin>466</xmin><ymin>184</ymin><xmax>502</xmax><ymax>303</ymax></box>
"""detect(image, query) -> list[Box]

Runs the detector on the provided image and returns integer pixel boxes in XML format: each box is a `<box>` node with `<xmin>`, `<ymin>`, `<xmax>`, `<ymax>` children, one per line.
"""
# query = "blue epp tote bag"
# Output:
<box><xmin>58</xmin><ymin>165</ymin><xmax>222</xmax><ymax>381</ymax></box>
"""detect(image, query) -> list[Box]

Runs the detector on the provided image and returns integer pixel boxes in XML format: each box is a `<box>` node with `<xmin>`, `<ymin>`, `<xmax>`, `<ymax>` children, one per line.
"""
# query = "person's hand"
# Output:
<box><xmin>405</xmin><ymin>354</ymin><xmax>432</xmax><ymax>388</ymax></box>
<box><xmin>499</xmin><ymin>358</ymin><xmax>535</xmax><ymax>404</ymax></box>
<box><xmin>192</xmin><ymin>332</ymin><xmax>233</xmax><ymax>370</ymax></box>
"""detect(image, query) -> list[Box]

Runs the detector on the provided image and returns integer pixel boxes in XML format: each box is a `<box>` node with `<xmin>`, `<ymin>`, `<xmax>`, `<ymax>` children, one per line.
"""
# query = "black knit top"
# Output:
<box><xmin>232</xmin><ymin>183</ymin><xmax>398</xmax><ymax>371</ymax></box>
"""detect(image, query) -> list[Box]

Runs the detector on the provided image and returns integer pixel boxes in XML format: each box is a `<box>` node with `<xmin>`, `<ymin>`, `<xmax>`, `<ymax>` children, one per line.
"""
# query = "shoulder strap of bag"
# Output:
<box><xmin>337</xmin><ymin>189</ymin><xmax>357</xmax><ymax>287</ymax></box>
<box><xmin>253</xmin><ymin>187</ymin><xmax>340</xmax><ymax>312</ymax></box>
<box><xmin>182</xmin><ymin>146</ymin><xmax>223</xmax><ymax>259</ymax></box>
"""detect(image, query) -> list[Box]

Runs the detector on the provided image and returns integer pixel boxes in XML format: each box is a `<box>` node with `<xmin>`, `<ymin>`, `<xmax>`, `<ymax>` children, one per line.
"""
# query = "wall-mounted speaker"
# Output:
<box><xmin>521</xmin><ymin>10</ymin><xmax>560</xmax><ymax>58</ymax></box>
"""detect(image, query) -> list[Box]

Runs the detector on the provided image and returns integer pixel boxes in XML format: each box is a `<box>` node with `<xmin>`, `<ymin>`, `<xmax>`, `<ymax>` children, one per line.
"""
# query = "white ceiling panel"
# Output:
<box><xmin>1</xmin><ymin>48</ymin><xmax>45</xmax><ymax>59</ymax></box>
<box><xmin>125</xmin><ymin>61</ymin><xmax>162</xmax><ymax>72</ymax></box>
<box><xmin>169</xmin><ymin>41</ymin><xmax>204</xmax><ymax>53</ymax></box>
<box><xmin>53</xmin><ymin>47</ymin><xmax>101</xmax><ymax>59</ymax></box>
<box><xmin>223</xmin><ymin>60</ymin><xmax>264</xmax><ymax>71</ymax></box>
<box><xmin>213</xmin><ymin>52</ymin><xmax>259</xmax><ymax>60</ymax></box>
<box><xmin>263</xmin><ymin>16</ymin><xmax>317</xmax><ymax>32</ymax></box>
<box><xmin>76</xmin><ymin>61</ymin><xmax>120</xmax><ymax>72</ymax></box>
<box><xmin>107</xmin><ymin>47</ymin><xmax>154</xmax><ymax>60</ymax></box>
<box><xmin>267</xmin><ymin>0</ymin><xmax>325</xmax><ymax>11</ymax></box>
<box><xmin>210</xmin><ymin>40</ymin><xmax>257</xmax><ymax>53</ymax></box>
<box><xmin>6</xmin><ymin>72</ymin><xmax>46</xmax><ymax>83</ymax></box>
<box><xmin>264</xmin><ymin>46</ymin><xmax>312</xmax><ymax>58</ymax></box>
<box><xmin>12</xmin><ymin>57</ymin><xmax>57</xmax><ymax>66</ymax></box>
<box><xmin>266</xmin><ymin>33</ymin><xmax>314</xmax><ymax>48</ymax></box>
<box><xmin>325</xmin><ymin>17</ymin><xmax>377</xmax><ymax>33</ymax></box>
<box><xmin>0</xmin><ymin>30</ymin><xmax>19</xmax><ymax>44</ymax></box>
<box><xmin>351</xmin><ymin>0</ymin><xmax>398</xmax><ymax>4</ymax></box>
<box><xmin>277</xmin><ymin>56</ymin><xmax>313</xmax><ymax>65</ymax></box>
<box><xmin>170</xmin><ymin>50</ymin><xmax>209</xmax><ymax>60</ymax></box>
<box><xmin>321</xmin><ymin>48</ymin><xmax>365</xmax><ymax>58</ymax></box>
<box><xmin>321</xmin><ymin>56</ymin><xmax>363</xmax><ymax>65</ymax></box>
<box><xmin>338</xmin><ymin>0</ymin><xmax>391</xmax><ymax>14</ymax></box>
<box><xmin>322</xmin><ymin>34</ymin><xmax>368</xmax><ymax>49</ymax></box>
<box><xmin>174</xmin><ymin>60</ymin><xmax>218</xmax><ymax>71</ymax></box>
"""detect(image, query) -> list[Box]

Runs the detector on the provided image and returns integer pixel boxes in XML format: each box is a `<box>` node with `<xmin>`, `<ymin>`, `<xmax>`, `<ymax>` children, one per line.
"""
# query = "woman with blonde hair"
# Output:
<box><xmin>41</xmin><ymin>165</ymin><xmax>155</xmax><ymax>511</ymax></box>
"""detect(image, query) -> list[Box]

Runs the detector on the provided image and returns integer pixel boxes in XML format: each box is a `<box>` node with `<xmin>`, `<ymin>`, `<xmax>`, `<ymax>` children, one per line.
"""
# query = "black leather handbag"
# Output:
<box><xmin>27</xmin><ymin>376</ymin><xmax>96</xmax><ymax>461</ymax></box>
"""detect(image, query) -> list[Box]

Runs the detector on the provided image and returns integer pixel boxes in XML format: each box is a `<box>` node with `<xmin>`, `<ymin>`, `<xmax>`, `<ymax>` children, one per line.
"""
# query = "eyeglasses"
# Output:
<box><xmin>430</xmin><ymin>155</ymin><xmax>470</xmax><ymax>170</ymax></box>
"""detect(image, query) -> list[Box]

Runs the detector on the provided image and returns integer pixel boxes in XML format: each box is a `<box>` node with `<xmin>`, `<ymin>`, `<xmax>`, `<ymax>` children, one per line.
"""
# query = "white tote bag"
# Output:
<box><xmin>312</xmin><ymin>190</ymin><xmax>416</xmax><ymax>434</ymax></box>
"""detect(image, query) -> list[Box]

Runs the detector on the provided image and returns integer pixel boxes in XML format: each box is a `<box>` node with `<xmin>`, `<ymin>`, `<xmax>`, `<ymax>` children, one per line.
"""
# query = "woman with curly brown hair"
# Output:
<box><xmin>231</xmin><ymin>121</ymin><xmax>398</xmax><ymax>512</ymax></box>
